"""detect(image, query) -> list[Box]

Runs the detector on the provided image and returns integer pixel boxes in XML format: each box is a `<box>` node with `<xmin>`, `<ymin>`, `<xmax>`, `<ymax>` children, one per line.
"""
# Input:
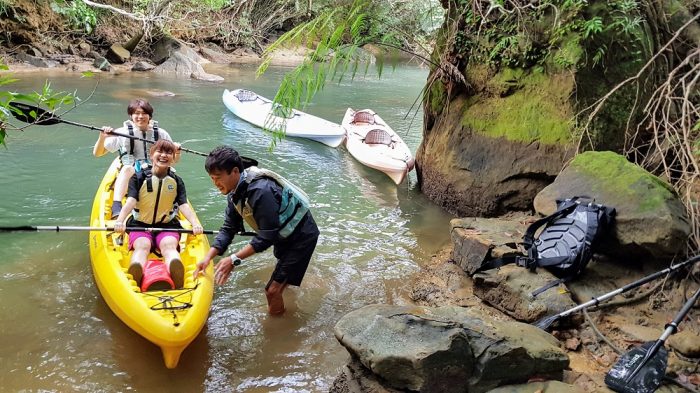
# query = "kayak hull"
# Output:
<box><xmin>223</xmin><ymin>88</ymin><xmax>345</xmax><ymax>148</ymax></box>
<box><xmin>342</xmin><ymin>108</ymin><xmax>415</xmax><ymax>185</ymax></box>
<box><xmin>88</xmin><ymin>159</ymin><xmax>214</xmax><ymax>368</ymax></box>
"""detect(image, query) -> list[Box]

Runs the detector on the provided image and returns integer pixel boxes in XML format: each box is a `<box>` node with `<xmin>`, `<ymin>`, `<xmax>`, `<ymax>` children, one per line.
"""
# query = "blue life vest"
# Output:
<box><xmin>235</xmin><ymin>167</ymin><xmax>310</xmax><ymax>239</ymax></box>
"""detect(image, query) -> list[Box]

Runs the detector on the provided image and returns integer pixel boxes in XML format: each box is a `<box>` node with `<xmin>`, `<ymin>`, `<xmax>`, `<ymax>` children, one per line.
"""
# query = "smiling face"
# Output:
<box><xmin>208</xmin><ymin>168</ymin><xmax>240</xmax><ymax>195</ymax></box>
<box><xmin>148</xmin><ymin>139</ymin><xmax>177</xmax><ymax>175</ymax></box>
<box><xmin>130</xmin><ymin>108</ymin><xmax>151</xmax><ymax>130</ymax></box>
<box><xmin>150</xmin><ymin>148</ymin><xmax>174</xmax><ymax>176</ymax></box>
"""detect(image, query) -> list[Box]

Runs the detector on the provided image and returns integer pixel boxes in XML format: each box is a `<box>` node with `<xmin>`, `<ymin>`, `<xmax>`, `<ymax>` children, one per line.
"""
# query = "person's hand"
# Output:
<box><xmin>192</xmin><ymin>223</ymin><xmax>203</xmax><ymax>235</ymax></box>
<box><xmin>174</xmin><ymin>142</ymin><xmax>182</xmax><ymax>151</ymax></box>
<box><xmin>113</xmin><ymin>221</ymin><xmax>125</xmax><ymax>234</ymax></box>
<box><xmin>101</xmin><ymin>126</ymin><xmax>114</xmax><ymax>135</ymax></box>
<box><xmin>193</xmin><ymin>258</ymin><xmax>211</xmax><ymax>279</ymax></box>
<box><xmin>214</xmin><ymin>256</ymin><xmax>236</xmax><ymax>286</ymax></box>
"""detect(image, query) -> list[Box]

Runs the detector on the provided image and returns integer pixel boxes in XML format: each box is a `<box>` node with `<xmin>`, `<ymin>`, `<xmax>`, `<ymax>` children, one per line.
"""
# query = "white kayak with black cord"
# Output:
<box><xmin>222</xmin><ymin>88</ymin><xmax>345</xmax><ymax>148</ymax></box>
<box><xmin>341</xmin><ymin>108</ymin><xmax>415</xmax><ymax>185</ymax></box>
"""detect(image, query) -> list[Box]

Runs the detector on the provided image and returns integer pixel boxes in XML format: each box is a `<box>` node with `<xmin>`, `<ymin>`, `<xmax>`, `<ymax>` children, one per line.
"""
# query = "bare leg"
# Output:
<box><xmin>159</xmin><ymin>236</ymin><xmax>180</xmax><ymax>263</ymax></box>
<box><xmin>265</xmin><ymin>280</ymin><xmax>289</xmax><ymax>315</ymax></box>
<box><xmin>114</xmin><ymin>165</ymin><xmax>135</xmax><ymax>203</ymax></box>
<box><xmin>160</xmin><ymin>236</ymin><xmax>184</xmax><ymax>288</ymax></box>
<box><xmin>129</xmin><ymin>237</ymin><xmax>151</xmax><ymax>285</ymax></box>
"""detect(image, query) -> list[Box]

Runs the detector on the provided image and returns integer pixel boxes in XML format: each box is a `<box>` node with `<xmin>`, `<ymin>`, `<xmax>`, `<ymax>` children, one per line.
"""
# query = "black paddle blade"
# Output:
<box><xmin>605</xmin><ymin>341</ymin><xmax>667</xmax><ymax>393</ymax></box>
<box><xmin>0</xmin><ymin>226</ymin><xmax>38</xmax><ymax>232</ymax></box>
<box><xmin>8</xmin><ymin>102</ymin><xmax>62</xmax><ymax>125</ymax></box>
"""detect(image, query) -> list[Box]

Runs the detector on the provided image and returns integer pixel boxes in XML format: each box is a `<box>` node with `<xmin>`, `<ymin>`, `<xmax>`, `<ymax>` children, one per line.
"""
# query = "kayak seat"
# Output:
<box><xmin>363</xmin><ymin>129</ymin><xmax>394</xmax><ymax>146</ymax></box>
<box><xmin>235</xmin><ymin>89</ymin><xmax>258</xmax><ymax>102</ymax></box>
<box><xmin>352</xmin><ymin>111</ymin><xmax>375</xmax><ymax>125</ymax></box>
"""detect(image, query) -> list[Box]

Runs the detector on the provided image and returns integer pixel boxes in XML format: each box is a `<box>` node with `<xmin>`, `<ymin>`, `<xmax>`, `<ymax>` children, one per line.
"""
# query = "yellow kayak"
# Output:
<box><xmin>88</xmin><ymin>158</ymin><xmax>214</xmax><ymax>368</ymax></box>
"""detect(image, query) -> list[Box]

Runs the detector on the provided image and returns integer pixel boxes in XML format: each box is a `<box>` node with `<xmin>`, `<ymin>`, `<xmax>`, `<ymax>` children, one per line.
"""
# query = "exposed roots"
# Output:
<box><xmin>578</xmin><ymin>9</ymin><xmax>700</xmax><ymax>254</ymax></box>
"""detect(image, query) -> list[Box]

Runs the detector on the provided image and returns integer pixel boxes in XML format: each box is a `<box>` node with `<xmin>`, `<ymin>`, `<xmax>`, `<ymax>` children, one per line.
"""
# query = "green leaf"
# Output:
<box><xmin>0</xmin><ymin>75</ymin><xmax>18</xmax><ymax>87</ymax></box>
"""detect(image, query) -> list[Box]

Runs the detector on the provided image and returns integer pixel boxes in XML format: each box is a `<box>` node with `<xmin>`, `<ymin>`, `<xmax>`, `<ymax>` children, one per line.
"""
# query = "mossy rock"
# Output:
<box><xmin>534</xmin><ymin>151</ymin><xmax>690</xmax><ymax>260</ymax></box>
<box><xmin>460</xmin><ymin>69</ymin><xmax>574</xmax><ymax>145</ymax></box>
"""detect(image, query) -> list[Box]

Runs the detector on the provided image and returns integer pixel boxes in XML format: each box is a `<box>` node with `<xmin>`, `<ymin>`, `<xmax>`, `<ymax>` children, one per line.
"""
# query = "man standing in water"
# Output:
<box><xmin>193</xmin><ymin>146</ymin><xmax>319</xmax><ymax>315</ymax></box>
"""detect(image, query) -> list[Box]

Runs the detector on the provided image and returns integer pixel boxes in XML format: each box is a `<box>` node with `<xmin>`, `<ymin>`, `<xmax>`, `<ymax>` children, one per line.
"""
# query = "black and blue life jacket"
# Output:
<box><xmin>234</xmin><ymin>166</ymin><xmax>310</xmax><ymax>240</ymax></box>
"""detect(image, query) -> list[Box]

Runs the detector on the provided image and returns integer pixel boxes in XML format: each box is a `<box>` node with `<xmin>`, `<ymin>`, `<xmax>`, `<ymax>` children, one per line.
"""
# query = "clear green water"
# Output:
<box><xmin>0</xmin><ymin>63</ymin><xmax>453</xmax><ymax>392</ymax></box>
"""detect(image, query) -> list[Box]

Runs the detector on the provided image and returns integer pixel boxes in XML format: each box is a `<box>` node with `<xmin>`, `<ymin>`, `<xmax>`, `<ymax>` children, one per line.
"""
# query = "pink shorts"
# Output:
<box><xmin>128</xmin><ymin>231</ymin><xmax>180</xmax><ymax>251</ymax></box>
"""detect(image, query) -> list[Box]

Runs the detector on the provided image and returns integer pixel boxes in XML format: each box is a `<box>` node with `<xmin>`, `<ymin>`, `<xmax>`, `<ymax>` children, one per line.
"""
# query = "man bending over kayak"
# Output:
<box><xmin>193</xmin><ymin>146</ymin><xmax>319</xmax><ymax>315</ymax></box>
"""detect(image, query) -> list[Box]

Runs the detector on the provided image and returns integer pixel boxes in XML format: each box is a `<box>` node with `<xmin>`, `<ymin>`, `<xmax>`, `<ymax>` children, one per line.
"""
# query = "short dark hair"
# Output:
<box><xmin>205</xmin><ymin>145</ymin><xmax>243</xmax><ymax>174</ymax></box>
<box><xmin>127</xmin><ymin>99</ymin><xmax>154</xmax><ymax>117</ymax></box>
<box><xmin>149</xmin><ymin>139</ymin><xmax>177</xmax><ymax>156</ymax></box>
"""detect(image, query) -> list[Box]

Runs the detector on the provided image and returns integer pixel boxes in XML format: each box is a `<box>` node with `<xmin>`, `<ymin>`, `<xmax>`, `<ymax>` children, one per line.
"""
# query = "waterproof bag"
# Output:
<box><xmin>475</xmin><ymin>196</ymin><xmax>616</xmax><ymax>296</ymax></box>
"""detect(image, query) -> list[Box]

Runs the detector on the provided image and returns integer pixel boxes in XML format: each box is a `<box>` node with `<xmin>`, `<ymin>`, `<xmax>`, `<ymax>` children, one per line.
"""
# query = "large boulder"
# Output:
<box><xmin>335</xmin><ymin>304</ymin><xmax>568</xmax><ymax>393</ymax></box>
<box><xmin>534</xmin><ymin>151</ymin><xmax>690</xmax><ymax>260</ymax></box>
<box><xmin>416</xmin><ymin>0</ymin><xmax>691</xmax><ymax>218</ymax></box>
<box><xmin>417</xmin><ymin>75</ymin><xmax>573</xmax><ymax>217</ymax></box>
<box><xmin>153</xmin><ymin>50</ymin><xmax>223</xmax><ymax>82</ymax></box>
<box><xmin>151</xmin><ymin>36</ymin><xmax>201</xmax><ymax>65</ymax></box>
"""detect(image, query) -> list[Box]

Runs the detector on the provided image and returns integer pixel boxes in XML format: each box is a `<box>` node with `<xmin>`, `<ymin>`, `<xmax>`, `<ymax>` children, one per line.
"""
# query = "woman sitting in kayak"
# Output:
<box><xmin>113</xmin><ymin>139</ymin><xmax>203</xmax><ymax>289</ymax></box>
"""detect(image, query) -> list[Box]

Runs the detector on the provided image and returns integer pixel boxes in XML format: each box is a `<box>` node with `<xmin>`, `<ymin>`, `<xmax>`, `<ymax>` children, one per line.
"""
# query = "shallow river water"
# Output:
<box><xmin>0</xmin><ymin>62</ymin><xmax>454</xmax><ymax>392</ymax></box>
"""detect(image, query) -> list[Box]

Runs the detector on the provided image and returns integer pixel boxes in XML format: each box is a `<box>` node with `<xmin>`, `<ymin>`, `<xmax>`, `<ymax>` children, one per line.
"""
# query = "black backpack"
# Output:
<box><xmin>475</xmin><ymin>196</ymin><xmax>616</xmax><ymax>296</ymax></box>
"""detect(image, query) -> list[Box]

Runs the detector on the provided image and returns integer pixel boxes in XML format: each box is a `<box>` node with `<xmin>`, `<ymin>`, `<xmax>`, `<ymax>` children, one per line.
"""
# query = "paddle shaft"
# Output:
<box><xmin>92</xmin><ymin>124</ymin><xmax>207</xmax><ymax>157</ymax></box>
<box><xmin>536</xmin><ymin>255</ymin><xmax>700</xmax><ymax>329</ymax></box>
<box><xmin>9</xmin><ymin>101</ymin><xmax>259</xmax><ymax>165</ymax></box>
<box><xmin>0</xmin><ymin>225</ymin><xmax>256</xmax><ymax>236</ymax></box>
<box><xmin>10</xmin><ymin>101</ymin><xmax>206</xmax><ymax>156</ymax></box>
<box><xmin>624</xmin><ymin>286</ymin><xmax>700</xmax><ymax>382</ymax></box>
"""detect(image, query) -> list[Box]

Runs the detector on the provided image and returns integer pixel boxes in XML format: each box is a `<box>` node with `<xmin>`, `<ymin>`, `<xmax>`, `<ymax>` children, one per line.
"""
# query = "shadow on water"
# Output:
<box><xmin>91</xmin><ymin>297</ymin><xmax>210</xmax><ymax>392</ymax></box>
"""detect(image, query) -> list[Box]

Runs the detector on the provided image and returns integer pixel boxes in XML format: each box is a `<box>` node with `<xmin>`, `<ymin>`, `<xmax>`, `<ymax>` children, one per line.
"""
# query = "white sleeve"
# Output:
<box><xmin>159</xmin><ymin>128</ymin><xmax>173</xmax><ymax>141</ymax></box>
<box><xmin>102</xmin><ymin>127</ymin><xmax>129</xmax><ymax>153</ymax></box>
<box><xmin>103</xmin><ymin>136</ymin><xmax>122</xmax><ymax>153</ymax></box>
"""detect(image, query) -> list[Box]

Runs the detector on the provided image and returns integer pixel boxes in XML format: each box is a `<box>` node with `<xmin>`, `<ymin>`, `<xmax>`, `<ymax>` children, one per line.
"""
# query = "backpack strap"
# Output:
<box><xmin>153</xmin><ymin>121</ymin><xmax>160</xmax><ymax>141</ymax></box>
<box><xmin>474</xmin><ymin>198</ymin><xmax>580</xmax><ymax>274</ymax></box>
<box><xmin>530</xmin><ymin>277</ymin><xmax>570</xmax><ymax>297</ymax></box>
<box><xmin>127</xmin><ymin>122</ymin><xmax>135</xmax><ymax>156</ymax></box>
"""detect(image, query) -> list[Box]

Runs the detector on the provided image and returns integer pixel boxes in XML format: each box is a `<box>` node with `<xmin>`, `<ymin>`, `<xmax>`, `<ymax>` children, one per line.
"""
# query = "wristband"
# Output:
<box><xmin>232</xmin><ymin>255</ymin><xmax>242</xmax><ymax>266</ymax></box>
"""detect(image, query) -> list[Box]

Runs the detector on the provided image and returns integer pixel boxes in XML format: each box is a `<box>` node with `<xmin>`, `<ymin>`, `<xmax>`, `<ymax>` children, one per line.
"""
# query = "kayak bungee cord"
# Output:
<box><xmin>139</xmin><ymin>283</ymin><xmax>201</xmax><ymax>327</ymax></box>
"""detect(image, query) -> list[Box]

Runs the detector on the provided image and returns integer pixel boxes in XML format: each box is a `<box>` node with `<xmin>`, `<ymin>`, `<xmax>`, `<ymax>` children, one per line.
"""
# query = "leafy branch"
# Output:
<box><xmin>254</xmin><ymin>0</ymin><xmax>444</xmax><ymax>146</ymax></box>
<box><xmin>0</xmin><ymin>60</ymin><xmax>96</xmax><ymax>147</ymax></box>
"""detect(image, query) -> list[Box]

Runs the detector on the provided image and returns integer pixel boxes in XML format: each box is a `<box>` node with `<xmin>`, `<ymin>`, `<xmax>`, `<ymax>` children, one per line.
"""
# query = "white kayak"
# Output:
<box><xmin>342</xmin><ymin>108</ymin><xmax>415</xmax><ymax>185</ymax></box>
<box><xmin>222</xmin><ymin>88</ymin><xmax>345</xmax><ymax>148</ymax></box>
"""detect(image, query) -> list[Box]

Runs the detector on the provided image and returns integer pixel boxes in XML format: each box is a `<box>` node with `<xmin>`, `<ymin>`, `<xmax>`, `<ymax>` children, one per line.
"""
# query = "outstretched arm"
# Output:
<box><xmin>178</xmin><ymin>203</ymin><xmax>203</xmax><ymax>235</ymax></box>
<box><xmin>113</xmin><ymin>197</ymin><xmax>137</xmax><ymax>233</ymax></box>
<box><xmin>94</xmin><ymin>127</ymin><xmax>114</xmax><ymax>157</ymax></box>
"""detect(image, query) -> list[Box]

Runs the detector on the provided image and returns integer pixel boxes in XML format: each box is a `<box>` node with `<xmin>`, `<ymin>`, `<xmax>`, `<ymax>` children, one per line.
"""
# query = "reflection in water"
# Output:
<box><xmin>0</xmin><ymin>65</ymin><xmax>453</xmax><ymax>392</ymax></box>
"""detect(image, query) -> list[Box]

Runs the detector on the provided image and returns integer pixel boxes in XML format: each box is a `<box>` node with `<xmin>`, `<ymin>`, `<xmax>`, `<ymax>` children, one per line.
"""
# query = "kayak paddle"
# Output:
<box><xmin>8</xmin><ymin>101</ymin><xmax>258</xmax><ymax>167</ymax></box>
<box><xmin>0</xmin><ymin>225</ymin><xmax>256</xmax><ymax>236</ymax></box>
<box><xmin>604</xmin><ymin>286</ymin><xmax>700</xmax><ymax>393</ymax></box>
<box><xmin>534</xmin><ymin>254</ymin><xmax>700</xmax><ymax>331</ymax></box>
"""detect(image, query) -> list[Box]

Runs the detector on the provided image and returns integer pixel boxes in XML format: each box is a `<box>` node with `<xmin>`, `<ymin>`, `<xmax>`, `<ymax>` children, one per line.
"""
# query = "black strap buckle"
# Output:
<box><xmin>516</xmin><ymin>256</ymin><xmax>537</xmax><ymax>272</ymax></box>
